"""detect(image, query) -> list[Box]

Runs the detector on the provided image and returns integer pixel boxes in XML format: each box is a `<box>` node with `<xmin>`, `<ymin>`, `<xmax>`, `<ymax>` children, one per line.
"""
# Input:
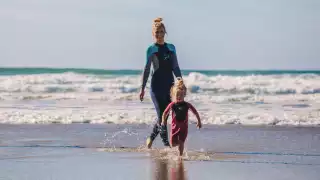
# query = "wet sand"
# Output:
<box><xmin>0</xmin><ymin>124</ymin><xmax>319</xmax><ymax>180</ymax></box>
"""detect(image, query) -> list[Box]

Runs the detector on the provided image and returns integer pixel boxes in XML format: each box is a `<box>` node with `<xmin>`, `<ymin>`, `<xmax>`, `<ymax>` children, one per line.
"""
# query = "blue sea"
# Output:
<box><xmin>0</xmin><ymin>67</ymin><xmax>319</xmax><ymax>126</ymax></box>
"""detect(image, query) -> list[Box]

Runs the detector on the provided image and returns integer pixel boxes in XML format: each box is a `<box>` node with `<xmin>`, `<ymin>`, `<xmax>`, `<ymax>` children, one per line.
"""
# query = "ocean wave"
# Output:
<box><xmin>186</xmin><ymin>72</ymin><xmax>320</xmax><ymax>95</ymax></box>
<box><xmin>0</xmin><ymin>106</ymin><xmax>319</xmax><ymax>126</ymax></box>
<box><xmin>0</xmin><ymin>72</ymin><xmax>319</xmax><ymax>99</ymax></box>
<box><xmin>1</xmin><ymin>70</ymin><xmax>319</xmax><ymax>126</ymax></box>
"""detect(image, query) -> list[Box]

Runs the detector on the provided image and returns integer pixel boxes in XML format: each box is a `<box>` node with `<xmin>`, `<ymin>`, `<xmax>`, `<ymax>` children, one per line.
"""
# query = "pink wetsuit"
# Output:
<box><xmin>163</xmin><ymin>101</ymin><xmax>200</xmax><ymax>146</ymax></box>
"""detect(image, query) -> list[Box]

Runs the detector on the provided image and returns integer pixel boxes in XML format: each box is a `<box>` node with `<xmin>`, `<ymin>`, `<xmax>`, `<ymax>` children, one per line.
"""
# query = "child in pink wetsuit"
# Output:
<box><xmin>161</xmin><ymin>78</ymin><xmax>202</xmax><ymax>157</ymax></box>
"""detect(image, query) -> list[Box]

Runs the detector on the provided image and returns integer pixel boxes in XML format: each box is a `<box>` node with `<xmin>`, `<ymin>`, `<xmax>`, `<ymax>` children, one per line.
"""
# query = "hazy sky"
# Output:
<box><xmin>0</xmin><ymin>0</ymin><xmax>319</xmax><ymax>70</ymax></box>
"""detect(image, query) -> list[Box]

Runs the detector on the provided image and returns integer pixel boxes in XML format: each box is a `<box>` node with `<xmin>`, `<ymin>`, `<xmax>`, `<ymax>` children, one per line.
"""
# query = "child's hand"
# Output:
<box><xmin>196</xmin><ymin>121</ymin><xmax>202</xmax><ymax>129</ymax></box>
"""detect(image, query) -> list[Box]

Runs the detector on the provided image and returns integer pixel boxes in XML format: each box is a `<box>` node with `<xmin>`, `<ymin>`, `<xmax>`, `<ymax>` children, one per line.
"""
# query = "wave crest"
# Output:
<box><xmin>0</xmin><ymin>72</ymin><xmax>319</xmax><ymax>98</ymax></box>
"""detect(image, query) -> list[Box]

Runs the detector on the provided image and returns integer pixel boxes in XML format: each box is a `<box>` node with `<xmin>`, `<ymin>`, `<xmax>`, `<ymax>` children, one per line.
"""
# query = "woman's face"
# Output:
<box><xmin>153</xmin><ymin>27</ymin><xmax>165</xmax><ymax>43</ymax></box>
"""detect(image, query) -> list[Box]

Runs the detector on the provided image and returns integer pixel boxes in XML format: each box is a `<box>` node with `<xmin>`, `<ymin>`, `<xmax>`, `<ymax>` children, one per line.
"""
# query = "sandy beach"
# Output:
<box><xmin>0</xmin><ymin>124</ymin><xmax>319</xmax><ymax>180</ymax></box>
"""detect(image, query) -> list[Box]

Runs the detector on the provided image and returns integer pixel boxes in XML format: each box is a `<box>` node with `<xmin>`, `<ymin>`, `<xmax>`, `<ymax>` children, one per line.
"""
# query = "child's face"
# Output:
<box><xmin>175</xmin><ymin>90</ymin><xmax>185</xmax><ymax>102</ymax></box>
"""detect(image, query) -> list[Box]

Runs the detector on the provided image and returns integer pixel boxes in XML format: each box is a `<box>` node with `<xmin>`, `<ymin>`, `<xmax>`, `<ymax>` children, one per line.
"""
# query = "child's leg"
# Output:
<box><xmin>178</xmin><ymin>127</ymin><xmax>188</xmax><ymax>157</ymax></box>
<box><xmin>178</xmin><ymin>140</ymin><xmax>184</xmax><ymax>156</ymax></box>
<box><xmin>170</xmin><ymin>133</ymin><xmax>179</xmax><ymax>147</ymax></box>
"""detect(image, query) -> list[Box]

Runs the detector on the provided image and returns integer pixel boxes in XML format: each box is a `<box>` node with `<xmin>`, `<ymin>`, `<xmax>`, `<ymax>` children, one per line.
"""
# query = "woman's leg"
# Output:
<box><xmin>147</xmin><ymin>91</ymin><xmax>171</xmax><ymax>147</ymax></box>
<box><xmin>158</xmin><ymin>93</ymin><xmax>171</xmax><ymax>146</ymax></box>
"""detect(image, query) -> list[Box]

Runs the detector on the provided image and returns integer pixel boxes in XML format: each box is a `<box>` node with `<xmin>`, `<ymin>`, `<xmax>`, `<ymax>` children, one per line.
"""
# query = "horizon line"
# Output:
<box><xmin>0</xmin><ymin>66</ymin><xmax>320</xmax><ymax>71</ymax></box>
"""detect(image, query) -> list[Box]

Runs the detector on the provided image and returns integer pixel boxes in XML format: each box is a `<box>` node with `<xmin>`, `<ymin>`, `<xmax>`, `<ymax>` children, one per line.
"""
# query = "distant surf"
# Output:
<box><xmin>0</xmin><ymin>68</ymin><xmax>319</xmax><ymax>126</ymax></box>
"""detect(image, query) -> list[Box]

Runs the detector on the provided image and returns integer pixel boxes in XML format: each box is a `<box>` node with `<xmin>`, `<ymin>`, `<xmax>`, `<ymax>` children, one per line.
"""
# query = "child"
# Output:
<box><xmin>161</xmin><ymin>78</ymin><xmax>202</xmax><ymax>157</ymax></box>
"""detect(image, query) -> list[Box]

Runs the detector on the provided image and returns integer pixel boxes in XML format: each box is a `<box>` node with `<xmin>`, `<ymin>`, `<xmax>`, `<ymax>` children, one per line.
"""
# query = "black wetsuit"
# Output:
<box><xmin>140</xmin><ymin>42</ymin><xmax>182</xmax><ymax>146</ymax></box>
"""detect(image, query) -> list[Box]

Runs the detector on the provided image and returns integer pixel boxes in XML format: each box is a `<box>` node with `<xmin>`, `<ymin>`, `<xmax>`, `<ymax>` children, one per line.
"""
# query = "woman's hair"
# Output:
<box><xmin>170</xmin><ymin>78</ymin><xmax>187</xmax><ymax>101</ymax></box>
<box><xmin>152</xmin><ymin>17</ymin><xmax>167</xmax><ymax>34</ymax></box>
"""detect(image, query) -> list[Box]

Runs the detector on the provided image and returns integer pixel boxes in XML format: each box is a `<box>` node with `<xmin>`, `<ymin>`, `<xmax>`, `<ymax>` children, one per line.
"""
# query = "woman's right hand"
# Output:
<box><xmin>139</xmin><ymin>89</ymin><xmax>145</xmax><ymax>102</ymax></box>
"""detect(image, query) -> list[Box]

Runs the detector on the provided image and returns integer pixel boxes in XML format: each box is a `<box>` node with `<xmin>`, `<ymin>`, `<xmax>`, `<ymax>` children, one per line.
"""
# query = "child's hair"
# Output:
<box><xmin>170</xmin><ymin>78</ymin><xmax>187</xmax><ymax>101</ymax></box>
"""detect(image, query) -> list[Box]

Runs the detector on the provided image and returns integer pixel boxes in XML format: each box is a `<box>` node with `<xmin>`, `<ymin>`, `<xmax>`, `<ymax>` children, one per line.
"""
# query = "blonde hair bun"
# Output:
<box><xmin>153</xmin><ymin>17</ymin><xmax>163</xmax><ymax>23</ymax></box>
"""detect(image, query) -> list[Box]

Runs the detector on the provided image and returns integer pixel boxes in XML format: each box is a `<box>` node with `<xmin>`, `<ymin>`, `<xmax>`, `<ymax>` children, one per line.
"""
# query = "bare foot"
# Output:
<box><xmin>146</xmin><ymin>137</ymin><xmax>153</xmax><ymax>149</ymax></box>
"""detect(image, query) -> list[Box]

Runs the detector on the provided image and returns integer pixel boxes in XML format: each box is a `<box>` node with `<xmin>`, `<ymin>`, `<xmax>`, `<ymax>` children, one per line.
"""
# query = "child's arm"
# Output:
<box><xmin>187</xmin><ymin>102</ymin><xmax>202</xmax><ymax>128</ymax></box>
<box><xmin>161</xmin><ymin>102</ymin><xmax>174</xmax><ymax>126</ymax></box>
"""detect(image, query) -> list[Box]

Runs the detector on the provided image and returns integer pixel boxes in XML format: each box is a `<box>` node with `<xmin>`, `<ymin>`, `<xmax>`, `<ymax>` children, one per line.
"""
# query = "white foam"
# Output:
<box><xmin>0</xmin><ymin>72</ymin><xmax>319</xmax><ymax>126</ymax></box>
<box><xmin>0</xmin><ymin>97</ymin><xmax>319</xmax><ymax>126</ymax></box>
<box><xmin>0</xmin><ymin>72</ymin><xmax>319</xmax><ymax>97</ymax></box>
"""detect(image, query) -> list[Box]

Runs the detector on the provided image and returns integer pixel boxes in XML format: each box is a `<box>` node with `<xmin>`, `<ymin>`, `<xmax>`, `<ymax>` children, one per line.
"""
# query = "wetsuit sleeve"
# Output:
<box><xmin>162</xmin><ymin>102</ymin><xmax>174</xmax><ymax>124</ymax></box>
<box><xmin>140</xmin><ymin>48</ymin><xmax>152</xmax><ymax>91</ymax></box>
<box><xmin>171</xmin><ymin>46</ymin><xmax>182</xmax><ymax>78</ymax></box>
<box><xmin>187</xmin><ymin>102</ymin><xmax>201</xmax><ymax>121</ymax></box>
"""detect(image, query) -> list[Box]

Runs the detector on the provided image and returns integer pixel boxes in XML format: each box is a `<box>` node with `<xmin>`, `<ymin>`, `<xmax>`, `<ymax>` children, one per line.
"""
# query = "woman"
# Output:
<box><xmin>139</xmin><ymin>17</ymin><xmax>183</xmax><ymax>148</ymax></box>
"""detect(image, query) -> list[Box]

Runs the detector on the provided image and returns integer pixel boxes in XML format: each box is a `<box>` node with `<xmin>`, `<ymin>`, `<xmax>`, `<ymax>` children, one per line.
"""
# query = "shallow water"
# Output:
<box><xmin>0</xmin><ymin>124</ymin><xmax>319</xmax><ymax>179</ymax></box>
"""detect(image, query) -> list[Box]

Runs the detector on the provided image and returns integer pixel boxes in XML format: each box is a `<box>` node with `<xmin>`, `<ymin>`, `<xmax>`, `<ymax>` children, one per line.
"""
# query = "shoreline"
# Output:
<box><xmin>1</xmin><ymin>123</ymin><xmax>319</xmax><ymax>128</ymax></box>
<box><xmin>1</xmin><ymin>122</ymin><xmax>319</xmax><ymax>180</ymax></box>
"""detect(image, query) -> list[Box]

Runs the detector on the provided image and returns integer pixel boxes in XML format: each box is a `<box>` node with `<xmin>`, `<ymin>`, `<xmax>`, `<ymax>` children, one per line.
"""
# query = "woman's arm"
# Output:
<box><xmin>169</xmin><ymin>44</ymin><xmax>182</xmax><ymax>79</ymax></box>
<box><xmin>140</xmin><ymin>48</ymin><xmax>152</xmax><ymax>91</ymax></box>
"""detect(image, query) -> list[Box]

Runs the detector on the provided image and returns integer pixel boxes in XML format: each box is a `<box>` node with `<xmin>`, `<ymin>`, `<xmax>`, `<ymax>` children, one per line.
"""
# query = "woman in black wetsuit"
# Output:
<box><xmin>139</xmin><ymin>17</ymin><xmax>183</xmax><ymax>148</ymax></box>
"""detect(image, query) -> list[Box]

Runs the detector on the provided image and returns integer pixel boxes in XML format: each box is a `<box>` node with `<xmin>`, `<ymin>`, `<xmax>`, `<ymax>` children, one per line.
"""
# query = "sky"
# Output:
<box><xmin>0</xmin><ymin>0</ymin><xmax>319</xmax><ymax>70</ymax></box>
